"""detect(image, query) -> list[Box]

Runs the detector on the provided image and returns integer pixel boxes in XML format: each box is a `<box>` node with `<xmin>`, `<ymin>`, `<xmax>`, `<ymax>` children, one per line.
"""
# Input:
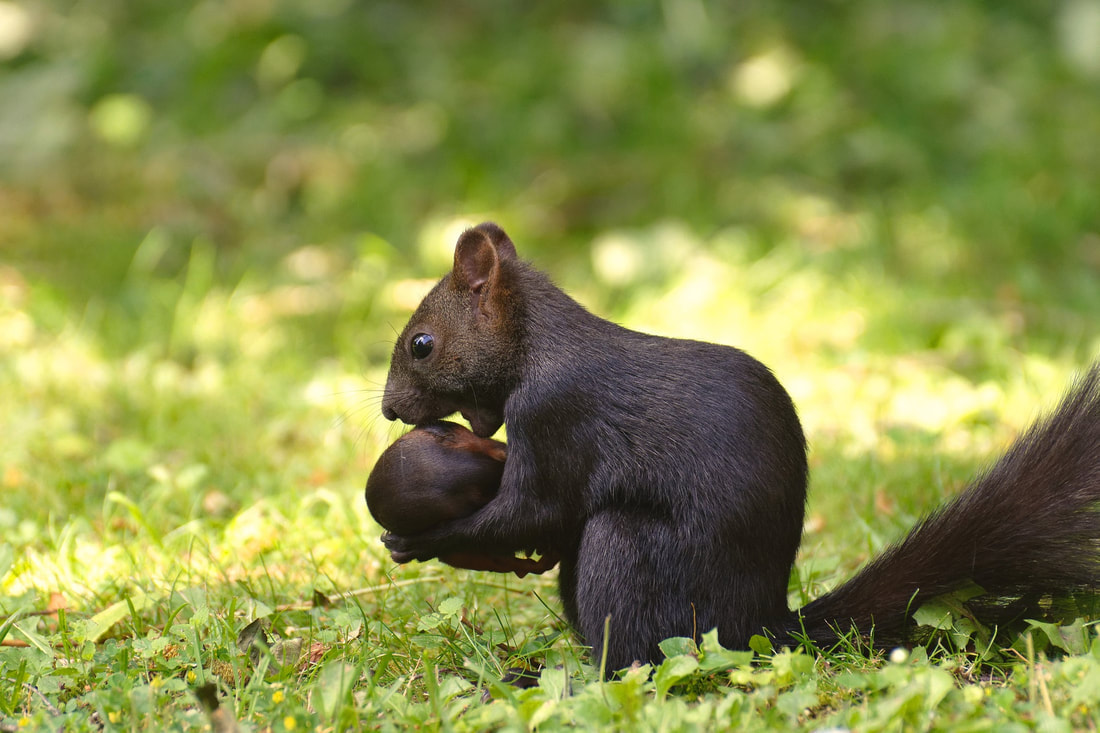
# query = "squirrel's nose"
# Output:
<box><xmin>382</xmin><ymin>405</ymin><xmax>397</xmax><ymax>421</ymax></box>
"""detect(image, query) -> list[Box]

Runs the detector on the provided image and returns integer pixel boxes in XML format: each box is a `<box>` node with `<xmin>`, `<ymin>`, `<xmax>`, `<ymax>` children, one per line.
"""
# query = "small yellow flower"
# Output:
<box><xmin>272</xmin><ymin>689</ymin><xmax>285</xmax><ymax>703</ymax></box>
<box><xmin>283</xmin><ymin>715</ymin><xmax>297</xmax><ymax>730</ymax></box>
<box><xmin>186</xmin><ymin>669</ymin><xmax>196</xmax><ymax>683</ymax></box>
<box><xmin>107</xmin><ymin>712</ymin><xmax>121</xmax><ymax>724</ymax></box>
<box><xmin>17</xmin><ymin>718</ymin><xmax>30</xmax><ymax>729</ymax></box>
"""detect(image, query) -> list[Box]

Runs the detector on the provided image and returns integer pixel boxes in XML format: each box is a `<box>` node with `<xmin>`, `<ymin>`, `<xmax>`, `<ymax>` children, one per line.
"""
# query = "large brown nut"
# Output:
<box><xmin>365</xmin><ymin>421</ymin><xmax>506</xmax><ymax>535</ymax></box>
<box><xmin>366</xmin><ymin>421</ymin><xmax>560</xmax><ymax>576</ymax></box>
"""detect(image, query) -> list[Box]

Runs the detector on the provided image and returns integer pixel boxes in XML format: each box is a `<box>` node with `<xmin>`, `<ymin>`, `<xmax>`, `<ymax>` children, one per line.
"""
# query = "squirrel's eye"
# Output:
<box><xmin>410</xmin><ymin>333</ymin><xmax>434</xmax><ymax>359</ymax></box>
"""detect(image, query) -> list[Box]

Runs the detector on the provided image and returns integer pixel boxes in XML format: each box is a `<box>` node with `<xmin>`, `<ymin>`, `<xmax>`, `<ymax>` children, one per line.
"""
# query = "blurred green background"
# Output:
<box><xmin>4</xmin><ymin>0</ymin><xmax>1099</xmax><ymax>353</ymax></box>
<box><xmin>1</xmin><ymin>0</ymin><xmax>1099</xmax><ymax>599</ymax></box>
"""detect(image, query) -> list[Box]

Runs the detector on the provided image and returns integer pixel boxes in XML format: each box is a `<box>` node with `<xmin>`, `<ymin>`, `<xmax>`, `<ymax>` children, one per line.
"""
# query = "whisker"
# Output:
<box><xmin>324</xmin><ymin>387</ymin><xmax>386</xmax><ymax>399</ymax></box>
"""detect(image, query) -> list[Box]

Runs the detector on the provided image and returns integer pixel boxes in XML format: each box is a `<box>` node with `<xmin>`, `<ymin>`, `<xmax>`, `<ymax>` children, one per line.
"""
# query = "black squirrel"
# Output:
<box><xmin>378</xmin><ymin>222</ymin><xmax>1100</xmax><ymax>671</ymax></box>
<box><xmin>365</xmin><ymin>420</ymin><xmax>558</xmax><ymax>577</ymax></box>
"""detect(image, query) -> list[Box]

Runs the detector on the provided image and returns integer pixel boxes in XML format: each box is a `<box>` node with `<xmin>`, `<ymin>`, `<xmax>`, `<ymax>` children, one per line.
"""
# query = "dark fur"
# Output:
<box><xmin>380</xmin><ymin>222</ymin><xmax>1100</xmax><ymax>671</ymax></box>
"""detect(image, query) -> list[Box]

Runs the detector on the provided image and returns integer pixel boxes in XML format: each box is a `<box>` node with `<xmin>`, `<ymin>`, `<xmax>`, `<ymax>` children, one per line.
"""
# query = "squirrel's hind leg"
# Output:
<box><xmin>573</xmin><ymin>510</ymin><xmax>698</xmax><ymax>673</ymax></box>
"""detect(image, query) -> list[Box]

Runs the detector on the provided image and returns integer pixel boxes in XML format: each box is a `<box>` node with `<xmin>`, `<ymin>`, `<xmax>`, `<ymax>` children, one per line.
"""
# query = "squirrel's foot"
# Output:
<box><xmin>381</xmin><ymin>532</ymin><xmax>439</xmax><ymax>563</ymax></box>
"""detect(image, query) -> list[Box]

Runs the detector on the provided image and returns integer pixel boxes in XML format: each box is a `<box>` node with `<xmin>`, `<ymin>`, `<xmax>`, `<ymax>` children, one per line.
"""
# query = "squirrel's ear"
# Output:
<box><xmin>453</xmin><ymin>222</ymin><xmax>517</xmax><ymax>292</ymax></box>
<box><xmin>471</xmin><ymin>222</ymin><xmax>517</xmax><ymax>262</ymax></box>
<box><xmin>453</xmin><ymin>227</ymin><xmax>499</xmax><ymax>295</ymax></box>
<box><xmin>453</xmin><ymin>223</ymin><xmax>517</xmax><ymax>319</ymax></box>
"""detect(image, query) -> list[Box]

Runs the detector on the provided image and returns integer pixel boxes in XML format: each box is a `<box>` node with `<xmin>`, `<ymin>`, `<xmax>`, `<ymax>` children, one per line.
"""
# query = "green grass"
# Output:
<box><xmin>3</xmin><ymin>0</ymin><xmax>1100</xmax><ymax>730</ymax></box>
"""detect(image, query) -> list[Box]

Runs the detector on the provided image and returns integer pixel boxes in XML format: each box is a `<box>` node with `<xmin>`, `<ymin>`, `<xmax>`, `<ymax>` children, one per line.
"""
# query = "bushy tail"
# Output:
<box><xmin>783</xmin><ymin>363</ymin><xmax>1100</xmax><ymax>648</ymax></box>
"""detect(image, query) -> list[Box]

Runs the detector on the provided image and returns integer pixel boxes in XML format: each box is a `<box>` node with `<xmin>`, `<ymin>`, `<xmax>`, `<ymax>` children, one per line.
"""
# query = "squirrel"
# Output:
<box><xmin>377</xmin><ymin>222</ymin><xmax>1100</xmax><ymax>672</ymax></box>
<box><xmin>366</xmin><ymin>420</ymin><xmax>558</xmax><ymax>577</ymax></box>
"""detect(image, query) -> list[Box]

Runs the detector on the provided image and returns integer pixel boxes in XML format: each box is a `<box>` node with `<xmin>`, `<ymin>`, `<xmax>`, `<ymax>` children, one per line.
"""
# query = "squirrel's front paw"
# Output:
<box><xmin>381</xmin><ymin>532</ymin><xmax>437</xmax><ymax>564</ymax></box>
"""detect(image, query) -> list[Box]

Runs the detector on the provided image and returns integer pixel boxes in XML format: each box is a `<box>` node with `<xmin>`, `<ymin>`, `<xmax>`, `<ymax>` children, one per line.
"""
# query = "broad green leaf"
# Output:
<box><xmin>416</xmin><ymin>613</ymin><xmax>444</xmax><ymax>631</ymax></box>
<box><xmin>85</xmin><ymin>590</ymin><xmax>150</xmax><ymax>643</ymax></box>
<box><xmin>310</xmin><ymin>661</ymin><xmax>358</xmax><ymax>721</ymax></box>
<box><xmin>658</xmin><ymin>636</ymin><xmax>697</xmax><ymax>658</ymax></box>
<box><xmin>1026</xmin><ymin>618</ymin><xmax>1091</xmax><ymax>655</ymax></box>
<box><xmin>920</xmin><ymin>667</ymin><xmax>956</xmax><ymax>711</ymax></box>
<box><xmin>775</xmin><ymin>682</ymin><xmax>820</xmax><ymax>721</ymax></box>
<box><xmin>698</xmin><ymin>629</ymin><xmax>754</xmax><ymax>672</ymax></box>
<box><xmin>654</xmin><ymin>654</ymin><xmax>699</xmax><ymax>699</ymax></box>
<box><xmin>912</xmin><ymin>599</ymin><xmax>955</xmax><ymax>630</ymax></box>
<box><xmin>528</xmin><ymin>699</ymin><xmax>559</xmax><ymax>729</ymax></box>
<box><xmin>748</xmin><ymin>634</ymin><xmax>773</xmax><ymax>655</ymax></box>
<box><xmin>13</xmin><ymin>619</ymin><xmax>55</xmax><ymax>658</ymax></box>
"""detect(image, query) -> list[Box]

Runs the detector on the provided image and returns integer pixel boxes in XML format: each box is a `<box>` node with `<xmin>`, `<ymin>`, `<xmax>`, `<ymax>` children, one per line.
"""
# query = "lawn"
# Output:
<box><xmin>2</xmin><ymin>1</ymin><xmax>1099</xmax><ymax>730</ymax></box>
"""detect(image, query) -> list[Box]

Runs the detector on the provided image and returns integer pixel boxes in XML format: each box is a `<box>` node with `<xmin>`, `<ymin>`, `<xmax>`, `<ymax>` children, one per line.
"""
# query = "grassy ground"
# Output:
<box><xmin>3</xmin><ymin>1</ymin><xmax>1100</xmax><ymax>730</ymax></box>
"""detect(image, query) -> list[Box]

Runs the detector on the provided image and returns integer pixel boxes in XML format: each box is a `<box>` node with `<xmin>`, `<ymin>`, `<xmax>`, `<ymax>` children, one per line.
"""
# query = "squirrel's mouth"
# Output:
<box><xmin>459</xmin><ymin>407</ymin><xmax>504</xmax><ymax>439</ymax></box>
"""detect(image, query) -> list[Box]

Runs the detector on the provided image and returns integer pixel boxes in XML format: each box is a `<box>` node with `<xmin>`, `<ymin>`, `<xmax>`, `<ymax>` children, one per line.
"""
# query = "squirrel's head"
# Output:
<box><xmin>381</xmin><ymin>222</ymin><xmax>523</xmax><ymax>438</ymax></box>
